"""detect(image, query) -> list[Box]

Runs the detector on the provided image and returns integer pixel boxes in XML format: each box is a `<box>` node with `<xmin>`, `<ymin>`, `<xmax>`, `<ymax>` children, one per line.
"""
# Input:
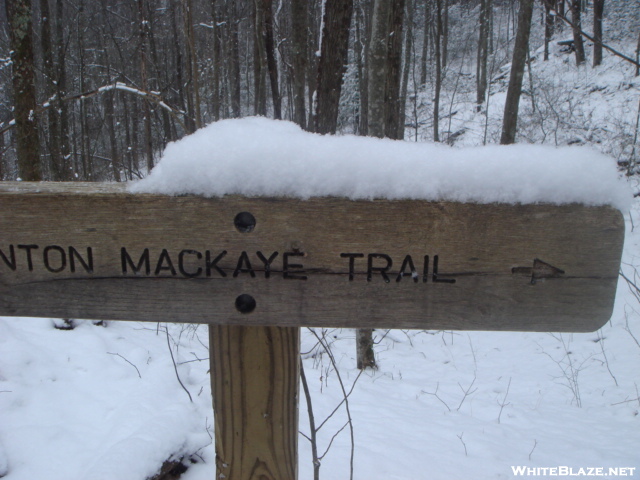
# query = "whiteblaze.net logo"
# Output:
<box><xmin>511</xmin><ymin>466</ymin><xmax>637</xmax><ymax>477</ymax></box>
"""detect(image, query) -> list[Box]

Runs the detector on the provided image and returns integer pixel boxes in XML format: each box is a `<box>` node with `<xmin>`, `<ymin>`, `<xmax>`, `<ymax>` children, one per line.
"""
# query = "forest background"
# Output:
<box><xmin>1</xmin><ymin>0</ymin><xmax>639</xmax><ymax>184</ymax></box>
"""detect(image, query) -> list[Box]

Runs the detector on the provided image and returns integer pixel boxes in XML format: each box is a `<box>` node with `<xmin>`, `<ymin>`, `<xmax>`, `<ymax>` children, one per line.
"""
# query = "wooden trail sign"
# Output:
<box><xmin>0</xmin><ymin>182</ymin><xmax>625</xmax><ymax>480</ymax></box>
<box><xmin>0</xmin><ymin>182</ymin><xmax>624</xmax><ymax>332</ymax></box>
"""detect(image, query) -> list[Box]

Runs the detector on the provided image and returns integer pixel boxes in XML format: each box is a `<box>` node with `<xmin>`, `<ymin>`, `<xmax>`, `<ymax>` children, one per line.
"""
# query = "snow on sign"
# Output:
<box><xmin>0</xmin><ymin>181</ymin><xmax>624</xmax><ymax>332</ymax></box>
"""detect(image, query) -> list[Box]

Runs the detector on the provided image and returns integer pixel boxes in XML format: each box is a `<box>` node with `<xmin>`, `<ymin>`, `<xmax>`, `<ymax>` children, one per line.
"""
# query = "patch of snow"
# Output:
<box><xmin>129</xmin><ymin>117</ymin><xmax>631</xmax><ymax>210</ymax></box>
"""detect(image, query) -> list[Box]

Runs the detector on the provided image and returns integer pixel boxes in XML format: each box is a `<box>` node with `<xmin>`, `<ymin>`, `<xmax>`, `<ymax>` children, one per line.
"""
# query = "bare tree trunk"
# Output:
<box><xmin>356</xmin><ymin>328</ymin><xmax>376</xmax><ymax>370</ymax></box>
<box><xmin>356</xmin><ymin>0</ymin><xmax>373</xmax><ymax>136</ymax></box>
<box><xmin>570</xmin><ymin>0</ymin><xmax>585</xmax><ymax>65</ymax></box>
<box><xmin>184</xmin><ymin>0</ymin><xmax>202</xmax><ymax>128</ymax></box>
<box><xmin>556</xmin><ymin>0</ymin><xmax>565</xmax><ymax>31</ymax></box>
<box><xmin>263</xmin><ymin>0</ymin><xmax>281</xmax><ymax>119</ymax></box>
<box><xmin>593</xmin><ymin>0</ymin><xmax>604</xmax><ymax>67</ymax></box>
<box><xmin>544</xmin><ymin>0</ymin><xmax>553</xmax><ymax>61</ymax></box>
<box><xmin>254</xmin><ymin>0</ymin><xmax>267</xmax><ymax>116</ymax></box>
<box><xmin>138</xmin><ymin>0</ymin><xmax>154</xmax><ymax>171</ymax></box>
<box><xmin>442</xmin><ymin>0</ymin><xmax>449</xmax><ymax>70</ymax></box>
<box><xmin>7</xmin><ymin>0</ymin><xmax>41</xmax><ymax>181</ymax></box>
<box><xmin>500</xmin><ymin>0</ymin><xmax>533</xmax><ymax>145</ymax></box>
<box><xmin>55</xmin><ymin>0</ymin><xmax>71</xmax><ymax>179</ymax></box>
<box><xmin>476</xmin><ymin>0</ymin><xmax>490</xmax><ymax>110</ymax></box>
<box><xmin>0</xmin><ymin>131</ymin><xmax>4</xmax><ymax>180</ymax></box>
<box><xmin>39</xmin><ymin>0</ymin><xmax>62</xmax><ymax>180</ymax></box>
<box><xmin>291</xmin><ymin>0</ymin><xmax>307</xmax><ymax>127</ymax></box>
<box><xmin>211</xmin><ymin>1</ymin><xmax>222</xmax><ymax>121</ymax></box>
<box><xmin>420</xmin><ymin>0</ymin><xmax>430</xmax><ymax>86</ymax></box>
<box><xmin>636</xmin><ymin>31</ymin><xmax>640</xmax><ymax>76</ymax></box>
<box><xmin>367</xmin><ymin>0</ymin><xmax>391</xmax><ymax>138</ymax></box>
<box><xmin>398</xmin><ymin>0</ymin><xmax>413</xmax><ymax>140</ymax></box>
<box><xmin>313</xmin><ymin>0</ymin><xmax>354</xmax><ymax>134</ymax></box>
<box><xmin>433</xmin><ymin>0</ymin><xmax>443</xmax><ymax>142</ymax></box>
<box><xmin>229</xmin><ymin>3</ymin><xmax>242</xmax><ymax>118</ymax></box>
<box><xmin>384</xmin><ymin>0</ymin><xmax>405</xmax><ymax>140</ymax></box>
<box><xmin>104</xmin><ymin>90</ymin><xmax>122</xmax><ymax>182</ymax></box>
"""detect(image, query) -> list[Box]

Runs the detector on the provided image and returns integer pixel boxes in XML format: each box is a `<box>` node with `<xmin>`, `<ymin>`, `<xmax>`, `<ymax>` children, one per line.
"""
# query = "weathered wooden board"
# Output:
<box><xmin>0</xmin><ymin>182</ymin><xmax>624</xmax><ymax>331</ymax></box>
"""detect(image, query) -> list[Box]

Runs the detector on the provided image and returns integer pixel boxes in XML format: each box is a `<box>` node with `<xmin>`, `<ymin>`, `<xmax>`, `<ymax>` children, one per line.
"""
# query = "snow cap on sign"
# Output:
<box><xmin>129</xmin><ymin>116</ymin><xmax>632</xmax><ymax>210</ymax></box>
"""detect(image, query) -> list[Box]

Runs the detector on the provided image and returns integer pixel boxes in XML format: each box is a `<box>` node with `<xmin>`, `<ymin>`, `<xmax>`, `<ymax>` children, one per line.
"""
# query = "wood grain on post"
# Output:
<box><xmin>209</xmin><ymin>325</ymin><xmax>299</xmax><ymax>480</ymax></box>
<box><xmin>0</xmin><ymin>182</ymin><xmax>625</xmax><ymax>332</ymax></box>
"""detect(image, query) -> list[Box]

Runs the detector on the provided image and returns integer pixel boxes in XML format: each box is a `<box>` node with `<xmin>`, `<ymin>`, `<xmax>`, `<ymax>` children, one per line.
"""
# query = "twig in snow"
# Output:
<box><xmin>529</xmin><ymin>439</ymin><xmax>538</xmax><ymax>461</ymax></box>
<box><xmin>497</xmin><ymin>377</ymin><xmax>512</xmax><ymax>424</ymax></box>
<box><xmin>456</xmin><ymin>375</ymin><xmax>478</xmax><ymax>411</ymax></box>
<box><xmin>164</xmin><ymin>327</ymin><xmax>193</xmax><ymax>403</ymax></box>
<box><xmin>596</xmin><ymin>332</ymin><xmax>618</xmax><ymax>387</ymax></box>
<box><xmin>623</xmin><ymin>309</ymin><xmax>640</xmax><ymax>350</ymax></box>
<box><xmin>107</xmin><ymin>352</ymin><xmax>142</xmax><ymax>378</ymax></box>
<box><xmin>457</xmin><ymin>432</ymin><xmax>468</xmax><ymax>456</ymax></box>
<box><xmin>421</xmin><ymin>382</ymin><xmax>452</xmax><ymax>412</ymax></box>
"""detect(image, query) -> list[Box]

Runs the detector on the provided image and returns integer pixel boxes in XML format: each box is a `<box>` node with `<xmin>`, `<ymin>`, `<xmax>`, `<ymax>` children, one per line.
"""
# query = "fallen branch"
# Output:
<box><xmin>541</xmin><ymin>1</ymin><xmax>640</xmax><ymax>68</ymax></box>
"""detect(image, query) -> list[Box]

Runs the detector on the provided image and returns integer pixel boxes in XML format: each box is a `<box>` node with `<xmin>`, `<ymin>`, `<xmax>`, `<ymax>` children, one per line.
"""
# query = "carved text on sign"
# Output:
<box><xmin>0</xmin><ymin>245</ymin><xmax>454</xmax><ymax>283</ymax></box>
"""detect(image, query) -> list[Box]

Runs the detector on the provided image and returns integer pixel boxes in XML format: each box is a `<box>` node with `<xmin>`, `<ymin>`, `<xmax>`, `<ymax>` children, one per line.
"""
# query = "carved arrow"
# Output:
<box><xmin>512</xmin><ymin>259</ymin><xmax>565</xmax><ymax>285</ymax></box>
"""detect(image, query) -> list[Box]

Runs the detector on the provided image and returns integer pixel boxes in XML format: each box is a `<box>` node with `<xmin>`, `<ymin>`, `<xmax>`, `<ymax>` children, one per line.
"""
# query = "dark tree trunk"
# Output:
<box><xmin>570</xmin><ymin>0</ymin><xmax>585</xmax><ymax>65</ymax></box>
<box><xmin>7</xmin><ymin>0</ymin><xmax>42</xmax><ymax>181</ymax></box>
<box><xmin>433</xmin><ymin>0</ymin><xmax>443</xmax><ymax>142</ymax></box>
<box><xmin>367</xmin><ymin>0</ymin><xmax>391</xmax><ymax>138</ymax></box>
<box><xmin>184</xmin><ymin>0</ymin><xmax>202</xmax><ymax>128</ymax></box>
<box><xmin>39</xmin><ymin>0</ymin><xmax>62</xmax><ymax>180</ymax></box>
<box><xmin>356</xmin><ymin>328</ymin><xmax>376</xmax><ymax>370</ymax></box>
<box><xmin>55</xmin><ymin>0</ymin><xmax>70</xmax><ymax>180</ymax></box>
<box><xmin>356</xmin><ymin>0</ymin><xmax>373</xmax><ymax>136</ymax></box>
<box><xmin>263</xmin><ymin>0</ymin><xmax>281</xmax><ymax>119</ymax></box>
<box><xmin>138</xmin><ymin>0</ymin><xmax>154</xmax><ymax>171</ymax></box>
<box><xmin>420</xmin><ymin>0</ymin><xmax>430</xmax><ymax>86</ymax></box>
<box><xmin>291</xmin><ymin>0</ymin><xmax>308</xmax><ymax>127</ymax></box>
<box><xmin>593</xmin><ymin>0</ymin><xmax>604</xmax><ymax>67</ymax></box>
<box><xmin>398</xmin><ymin>0</ymin><xmax>413</xmax><ymax>140</ymax></box>
<box><xmin>313</xmin><ymin>0</ymin><xmax>354</xmax><ymax>134</ymax></box>
<box><xmin>384</xmin><ymin>0</ymin><xmax>405</xmax><ymax>140</ymax></box>
<box><xmin>544</xmin><ymin>0</ymin><xmax>553</xmax><ymax>61</ymax></box>
<box><xmin>211</xmin><ymin>1</ymin><xmax>222</xmax><ymax>121</ymax></box>
<box><xmin>254</xmin><ymin>0</ymin><xmax>267</xmax><ymax>116</ymax></box>
<box><xmin>476</xmin><ymin>0</ymin><xmax>490</xmax><ymax>110</ymax></box>
<box><xmin>441</xmin><ymin>0</ymin><xmax>448</xmax><ymax>70</ymax></box>
<box><xmin>500</xmin><ymin>0</ymin><xmax>534</xmax><ymax>145</ymax></box>
<box><xmin>229</xmin><ymin>3</ymin><xmax>242</xmax><ymax>118</ymax></box>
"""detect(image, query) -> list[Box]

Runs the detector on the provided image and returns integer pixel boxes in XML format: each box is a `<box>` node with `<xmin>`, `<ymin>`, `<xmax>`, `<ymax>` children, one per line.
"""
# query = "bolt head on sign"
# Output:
<box><xmin>0</xmin><ymin>182</ymin><xmax>624</xmax><ymax>332</ymax></box>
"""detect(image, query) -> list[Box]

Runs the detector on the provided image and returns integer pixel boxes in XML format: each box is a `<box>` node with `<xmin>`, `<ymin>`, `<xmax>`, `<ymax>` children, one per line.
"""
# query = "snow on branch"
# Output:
<box><xmin>0</xmin><ymin>82</ymin><xmax>190</xmax><ymax>135</ymax></box>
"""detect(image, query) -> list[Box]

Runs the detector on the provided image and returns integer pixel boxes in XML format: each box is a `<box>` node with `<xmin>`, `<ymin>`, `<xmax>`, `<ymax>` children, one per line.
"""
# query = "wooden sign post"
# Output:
<box><xmin>0</xmin><ymin>182</ymin><xmax>625</xmax><ymax>480</ymax></box>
